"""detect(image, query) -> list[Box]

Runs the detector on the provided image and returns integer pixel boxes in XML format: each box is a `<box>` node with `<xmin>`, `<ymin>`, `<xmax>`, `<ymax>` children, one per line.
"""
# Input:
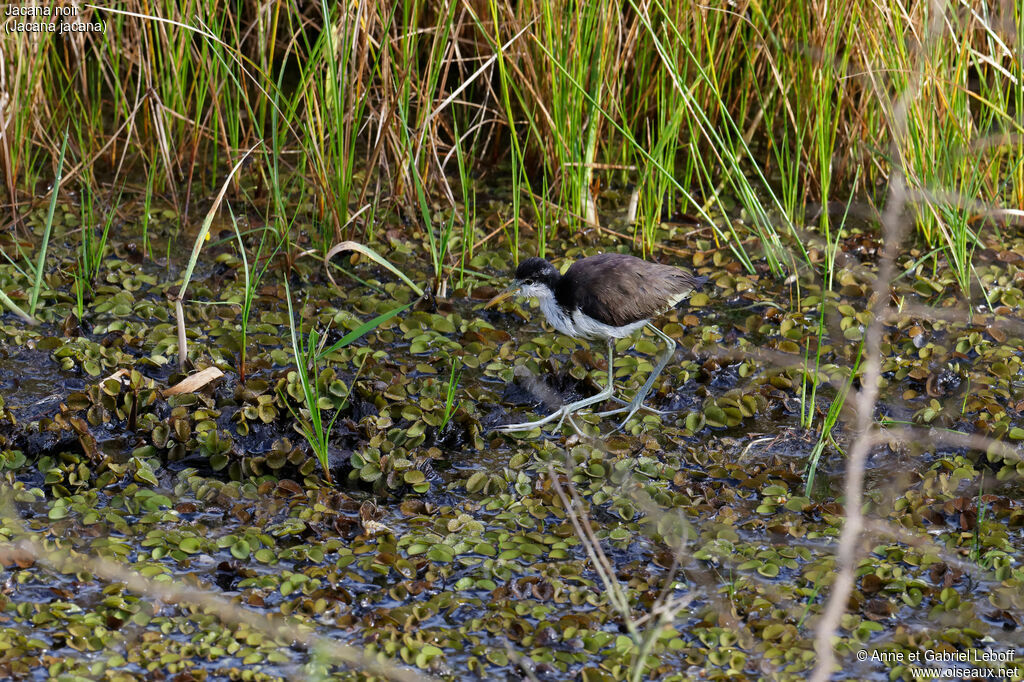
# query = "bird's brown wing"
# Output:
<box><xmin>556</xmin><ymin>253</ymin><xmax>704</xmax><ymax>328</ymax></box>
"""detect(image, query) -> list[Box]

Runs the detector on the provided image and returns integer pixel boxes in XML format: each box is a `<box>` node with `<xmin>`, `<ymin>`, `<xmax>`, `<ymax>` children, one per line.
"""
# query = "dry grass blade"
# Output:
<box><xmin>414</xmin><ymin>17</ymin><xmax>536</xmax><ymax>159</ymax></box>
<box><xmin>325</xmin><ymin>240</ymin><xmax>424</xmax><ymax>297</ymax></box>
<box><xmin>173</xmin><ymin>143</ymin><xmax>260</xmax><ymax>371</ymax></box>
<box><xmin>162</xmin><ymin>367</ymin><xmax>225</xmax><ymax>397</ymax></box>
<box><xmin>809</xmin><ymin>148</ymin><xmax>905</xmax><ymax>682</ymax></box>
<box><xmin>810</xmin><ymin>2</ymin><xmax>945</xmax><ymax>677</ymax></box>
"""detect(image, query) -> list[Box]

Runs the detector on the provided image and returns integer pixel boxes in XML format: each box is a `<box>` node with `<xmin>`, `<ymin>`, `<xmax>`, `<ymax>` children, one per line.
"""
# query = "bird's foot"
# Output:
<box><xmin>597</xmin><ymin>399</ymin><xmax>669</xmax><ymax>432</ymax></box>
<box><xmin>599</xmin><ymin>396</ymin><xmax>669</xmax><ymax>416</ymax></box>
<box><xmin>491</xmin><ymin>405</ymin><xmax>585</xmax><ymax>435</ymax></box>
<box><xmin>492</xmin><ymin>384</ymin><xmax>616</xmax><ymax>436</ymax></box>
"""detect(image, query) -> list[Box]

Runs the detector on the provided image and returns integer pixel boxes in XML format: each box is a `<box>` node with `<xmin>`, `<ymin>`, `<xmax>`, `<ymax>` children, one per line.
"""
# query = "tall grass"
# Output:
<box><xmin>0</xmin><ymin>0</ymin><xmax>1019</xmax><ymax>293</ymax></box>
<box><xmin>173</xmin><ymin>146</ymin><xmax>259</xmax><ymax>371</ymax></box>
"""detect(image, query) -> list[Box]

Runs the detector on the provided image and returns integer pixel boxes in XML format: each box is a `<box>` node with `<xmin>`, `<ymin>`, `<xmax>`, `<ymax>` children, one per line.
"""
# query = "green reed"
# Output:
<box><xmin>229</xmin><ymin>207</ymin><xmax>278</xmax><ymax>384</ymax></box>
<box><xmin>279</xmin><ymin>280</ymin><xmax>342</xmax><ymax>484</ymax></box>
<box><xmin>0</xmin><ymin>0</ymin><xmax>1020</xmax><ymax>301</ymax></box>
<box><xmin>28</xmin><ymin>130</ymin><xmax>67</xmax><ymax>320</ymax></box>
<box><xmin>440</xmin><ymin>359</ymin><xmax>462</xmax><ymax>432</ymax></box>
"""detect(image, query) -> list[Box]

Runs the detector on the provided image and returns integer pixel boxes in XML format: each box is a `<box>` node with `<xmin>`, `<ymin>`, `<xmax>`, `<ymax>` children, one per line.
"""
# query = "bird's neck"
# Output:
<box><xmin>534</xmin><ymin>287</ymin><xmax>575</xmax><ymax>337</ymax></box>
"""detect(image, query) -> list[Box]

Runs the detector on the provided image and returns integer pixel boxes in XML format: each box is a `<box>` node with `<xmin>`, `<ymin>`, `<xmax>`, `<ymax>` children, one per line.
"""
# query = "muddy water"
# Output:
<box><xmin>0</xmin><ymin>216</ymin><xmax>1022</xmax><ymax>680</ymax></box>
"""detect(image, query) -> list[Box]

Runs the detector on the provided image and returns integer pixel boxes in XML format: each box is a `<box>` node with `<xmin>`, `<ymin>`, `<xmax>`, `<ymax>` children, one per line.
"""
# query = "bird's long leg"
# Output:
<box><xmin>493</xmin><ymin>339</ymin><xmax>616</xmax><ymax>434</ymax></box>
<box><xmin>597</xmin><ymin>323</ymin><xmax>676</xmax><ymax>429</ymax></box>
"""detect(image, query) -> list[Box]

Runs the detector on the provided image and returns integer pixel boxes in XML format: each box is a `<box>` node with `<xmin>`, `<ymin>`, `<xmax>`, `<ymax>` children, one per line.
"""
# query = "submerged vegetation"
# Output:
<box><xmin>1</xmin><ymin>0</ymin><xmax>1023</xmax><ymax>680</ymax></box>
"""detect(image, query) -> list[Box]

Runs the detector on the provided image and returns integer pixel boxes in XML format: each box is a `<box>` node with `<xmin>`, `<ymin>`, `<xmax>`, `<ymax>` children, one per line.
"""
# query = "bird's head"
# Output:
<box><xmin>485</xmin><ymin>257</ymin><xmax>561</xmax><ymax>308</ymax></box>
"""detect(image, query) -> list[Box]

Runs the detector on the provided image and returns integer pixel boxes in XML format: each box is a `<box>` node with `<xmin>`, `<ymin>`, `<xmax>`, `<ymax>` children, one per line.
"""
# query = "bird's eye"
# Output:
<box><xmin>523</xmin><ymin>278</ymin><xmax>533</xmax><ymax>285</ymax></box>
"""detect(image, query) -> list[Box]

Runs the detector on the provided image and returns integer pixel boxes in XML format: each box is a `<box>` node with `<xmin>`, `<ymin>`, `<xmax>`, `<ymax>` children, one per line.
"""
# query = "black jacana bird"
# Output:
<box><xmin>486</xmin><ymin>253</ymin><xmax>707</xmax><ymax>433</ymax></box>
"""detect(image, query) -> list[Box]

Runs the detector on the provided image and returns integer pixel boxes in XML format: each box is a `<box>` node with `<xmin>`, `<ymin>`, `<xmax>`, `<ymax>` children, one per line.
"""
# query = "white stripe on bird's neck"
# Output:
<box><xmin>520</xmin><ymin>282</ymin><xmax>648</xmax><ymax>341</ymax></box>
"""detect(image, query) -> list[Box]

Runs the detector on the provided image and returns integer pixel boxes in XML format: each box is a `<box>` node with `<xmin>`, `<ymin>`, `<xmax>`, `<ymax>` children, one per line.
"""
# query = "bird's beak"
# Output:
<box><xmin>484</xmin><ymin>285</ymin><xmax>519</xmax><ymax>309</ymax></box>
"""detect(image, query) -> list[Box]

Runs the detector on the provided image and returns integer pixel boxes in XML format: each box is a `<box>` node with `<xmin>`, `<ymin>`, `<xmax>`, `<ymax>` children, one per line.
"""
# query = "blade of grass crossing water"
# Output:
<box><xmin>175</xmin><ymin>144</ymin><xmax>260</xmax><ymax>370</ymax></box>
<box><xmin>324</xmin><ymin>241</ymin><xmax>424</xmax><ymax>298</ymax></box>
<box><xmin>316</xmin><ymin>302</ymin><xmax>413</xmax><ymax>360</ymax></box>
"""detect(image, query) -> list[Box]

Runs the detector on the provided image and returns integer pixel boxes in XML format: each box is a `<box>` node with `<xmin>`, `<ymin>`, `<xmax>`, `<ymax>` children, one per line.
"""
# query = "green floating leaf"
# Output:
<box><xmin>178</xmin><ymin>537</ymin><xmax>201</xmax><ymax>554</ymax></box>
<box><xmin>231</xmin><ymin>539</ymin><xmax>252</xmax><ymax>560</ymax></box>
<box><xmin>466</xmin><ymin>472</ymin><xmax>487</xmax><ymax>493</ymax></box>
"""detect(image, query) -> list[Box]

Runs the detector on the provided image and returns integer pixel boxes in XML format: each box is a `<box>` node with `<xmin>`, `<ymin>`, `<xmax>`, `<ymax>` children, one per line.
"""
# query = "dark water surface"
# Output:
<box><xmin>1</xmin><ymin>213</ymin><xmax>1023</xmax><ymax>681</ymax></box>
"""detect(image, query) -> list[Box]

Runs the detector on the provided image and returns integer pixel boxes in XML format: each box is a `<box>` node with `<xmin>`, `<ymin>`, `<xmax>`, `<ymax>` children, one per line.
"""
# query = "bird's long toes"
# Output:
<box><xmin>598</xmin><ymin>401</ymin><xmax>670</xmax><ymax>429</ymax></box>
<box><xmin>491</xmin><ymin>420</ymin><xmax>541</xmax><ymax>434</ymax></box>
